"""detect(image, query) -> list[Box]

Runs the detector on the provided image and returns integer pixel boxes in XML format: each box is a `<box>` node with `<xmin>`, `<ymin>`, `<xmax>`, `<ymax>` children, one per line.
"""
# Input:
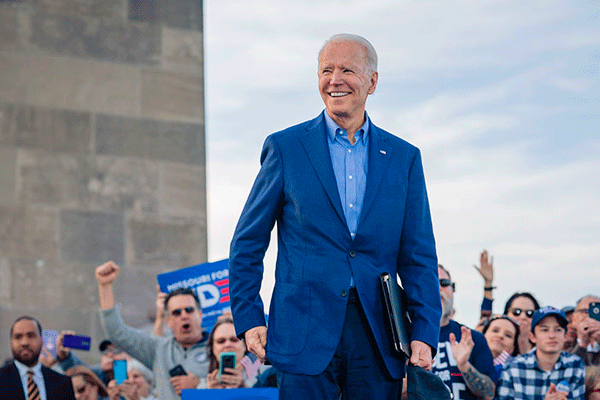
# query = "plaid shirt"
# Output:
<box><xmin>497</xmin><ymin>350</ymin><xmax>585</xmax><ymax>400</ymax></box>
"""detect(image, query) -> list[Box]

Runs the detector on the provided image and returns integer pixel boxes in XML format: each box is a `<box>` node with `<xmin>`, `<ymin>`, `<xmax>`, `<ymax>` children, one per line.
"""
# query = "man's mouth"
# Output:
<box><xmin>182</xmin><ymin>323</ymin><xmax>191</xmax><ymax>333</ymax></box>
<box><xmin>329</xmin><ymin>92</ymin><xmax>349</xmax><ymax>97</ymax></box>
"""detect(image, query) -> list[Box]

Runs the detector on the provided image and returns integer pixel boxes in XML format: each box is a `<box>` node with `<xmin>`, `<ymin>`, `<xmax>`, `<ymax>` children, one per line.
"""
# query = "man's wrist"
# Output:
<box><xmin>457</xmin><ymin>360</ymin><xmax>471</xmax><ymax>372</ymax></box>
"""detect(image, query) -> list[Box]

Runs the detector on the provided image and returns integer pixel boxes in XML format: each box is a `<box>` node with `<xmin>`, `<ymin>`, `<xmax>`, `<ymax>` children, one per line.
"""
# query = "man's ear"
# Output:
<box><xmin>529</xmin><ymin>330</ymin><xmax>536</xmax><ymax>345</ymax></box>
<box><xmin>368</xmin><ymin>71</ymin><xmax>379</xmax><ymax>95</ymax></box>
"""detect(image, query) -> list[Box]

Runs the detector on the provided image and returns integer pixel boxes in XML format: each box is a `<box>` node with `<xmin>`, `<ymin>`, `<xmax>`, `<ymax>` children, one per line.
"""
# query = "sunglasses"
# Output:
<box><xmin>101</xmin><ymin>348</ymin><xmax>123</xmax><ymax>356</ymax></box>
<box><xmin>171</xmin><ymin>306</ymin><xmax>196</xmax><ymax>317</ymax></box>
<box><xmin>215</xmin><ymin>336</ymin><xmax>240</xmax><ymax>345</ymax></box>
<box><xmin>439</xmin><ymin>279</ymin><xmax>455</xmax><ymax>290</ymax></box>
<box><xmin>510</xmin><ymin>308</ymin><xmax>534</xmax><ymax>318</ymax></box>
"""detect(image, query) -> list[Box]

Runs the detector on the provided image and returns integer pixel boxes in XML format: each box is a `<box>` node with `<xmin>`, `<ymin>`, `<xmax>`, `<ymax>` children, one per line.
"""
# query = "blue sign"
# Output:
<box><xmin>157</xmin><ymin>259</ymin><xmax>230</xmax><ymax>331</ymax></box>
<box><xmin>181</xmin><ymin>388</ymin><xmax>278</xmax><ymax>400</ymax></box>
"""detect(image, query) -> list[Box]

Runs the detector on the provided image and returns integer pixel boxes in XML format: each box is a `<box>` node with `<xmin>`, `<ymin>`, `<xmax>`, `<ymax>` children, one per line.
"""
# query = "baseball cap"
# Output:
<box><xmin>531</xmin><ymin>306</ymin><xmax>568</xmax><ymax>331</ymax></box>
<box><xmin>561</xmin><ymin>305</ymin><xmax>575</xmax><ymax>315</ymax></box>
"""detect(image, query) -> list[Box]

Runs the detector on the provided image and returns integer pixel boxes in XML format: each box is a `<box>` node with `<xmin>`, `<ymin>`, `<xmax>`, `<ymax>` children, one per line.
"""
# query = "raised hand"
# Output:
<box><xmin>474</xmin><ymin>250</ymin><xmax>494</xmax><ymax>283</ymax></box>
<box><xmin>95</xmin><ymin>261</ymin><xmax>120</xmax><ymax>286</ymax></box>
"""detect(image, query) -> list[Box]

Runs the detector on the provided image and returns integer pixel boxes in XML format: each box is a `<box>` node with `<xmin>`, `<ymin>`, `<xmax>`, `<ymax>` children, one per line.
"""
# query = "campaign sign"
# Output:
<box><xmin>181</xmin><ymin>388</ymin><xmax>278</xmax><ymax>400</ymax></box>
<box><xmin>157</xmin><ymin>259</ymin><xmax>230</xmax><ymax>331</ymax></box>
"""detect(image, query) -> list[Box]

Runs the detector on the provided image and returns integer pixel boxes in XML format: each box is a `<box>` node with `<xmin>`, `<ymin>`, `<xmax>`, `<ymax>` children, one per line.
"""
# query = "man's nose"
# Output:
<box><xmin>329</xmin><ymin>69</ymin><xmax>343</xmax><ymax>84</ymax></box>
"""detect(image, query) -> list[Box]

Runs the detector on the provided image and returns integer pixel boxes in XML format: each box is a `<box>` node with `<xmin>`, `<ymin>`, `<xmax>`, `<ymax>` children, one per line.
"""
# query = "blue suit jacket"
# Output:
<box><xmin>229</xmin><ymin>112</ymin><xmax>441</xmax><ymax>379</ymax></box>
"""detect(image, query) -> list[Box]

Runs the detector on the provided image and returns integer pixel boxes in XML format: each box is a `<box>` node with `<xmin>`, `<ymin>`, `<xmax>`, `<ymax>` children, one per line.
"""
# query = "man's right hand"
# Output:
<box><xmin>96</xmin><ymin>261</ymin><xmax>120</xmax><ymax>286</ymax></box>
<box><xmin>56</xmin><ymin>330</ymin><xmax>75</xmax><ymax>361</ymax></box>
<box><xmin>245</xmin><ymin>326</ymin><xmax>267</xmax><ymax>362</ymax></box>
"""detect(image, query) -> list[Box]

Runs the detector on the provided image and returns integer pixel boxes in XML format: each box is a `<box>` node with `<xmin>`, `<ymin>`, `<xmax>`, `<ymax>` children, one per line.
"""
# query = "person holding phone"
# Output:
<box><xmin>56</xmin><ymin>332</ymin><xmax>130</xmax><ymax>386</ymax></box>
<box><xmin>95</xmin><ymin>261</ymin><xmax>210</xmax><ymax>400</ymax></box>
<box><xmin>205</xmin><ymin>317</ymin><xmax>261</xmax><ymax>389</ymax></box>
<box><xmin>568</xmin><ymin>295</ymin><xmax>600</xmax><ymax>365</ymax></box>
<box><xmin>106</xmin><ymin>359</ymin><xmax>156</xmax><ymax>400</ymax></box>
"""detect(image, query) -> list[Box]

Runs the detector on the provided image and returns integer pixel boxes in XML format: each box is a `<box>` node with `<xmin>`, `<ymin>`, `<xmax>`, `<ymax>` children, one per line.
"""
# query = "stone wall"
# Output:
<box><xmin>0</xmin><ymin>0</ymin><xmax>206</xmax><ymax>363</ymax></box>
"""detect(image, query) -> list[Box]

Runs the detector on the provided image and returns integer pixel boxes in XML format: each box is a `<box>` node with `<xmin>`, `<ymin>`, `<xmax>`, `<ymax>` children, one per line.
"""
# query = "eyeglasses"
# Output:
<box><xmin>171</xmin><ymin>306</ymin><xmax>196</xmax><ymax>317</ymax></box>
<box><xmin>215</xmin><ymin>336</ymin><xmax>240</xmax><ymax>345</ymax></box>
<box><xmin>101</xmin><ymin>347</ymin><xmax>123</xmax><ymax>356</ymax></box>
<box><xmin>439</xmin><ymin>279</ymin><xmax>455</xmax><ymax>290</ymax></box>
<box><xmin>510</xmin><ymin>308</ymin><xmax>535</xmax><ymax>318</ymax></box>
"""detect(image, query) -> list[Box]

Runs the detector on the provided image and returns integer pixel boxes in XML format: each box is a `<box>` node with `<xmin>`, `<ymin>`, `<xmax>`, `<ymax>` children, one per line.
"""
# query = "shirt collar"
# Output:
<box><xmin>324</xmin><ymin>110</ymin><xmax>370</xmax><ymax>145</ymax></box>
<box><xmin>14</xmin><ymin>358</ymin><xmax>42</xmax><ymax>377</ymax></box>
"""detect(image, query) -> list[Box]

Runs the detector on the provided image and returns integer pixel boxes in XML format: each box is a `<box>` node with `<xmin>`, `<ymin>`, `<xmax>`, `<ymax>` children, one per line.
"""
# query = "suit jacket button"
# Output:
<box><xmin>340</xmin><ymin>290</ymin><xmax>348</xmax><ymax>297</ymax></box>
<box><xmin>349</xmin><ymin>251</ymin><xmax>356</xmax><ymax>258</ymax></box>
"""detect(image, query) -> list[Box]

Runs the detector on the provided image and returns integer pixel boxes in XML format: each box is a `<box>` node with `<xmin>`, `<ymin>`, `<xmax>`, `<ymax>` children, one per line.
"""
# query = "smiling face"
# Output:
<box><xmin>166</xmin><ymin>294</ymin><xmax>203</xmax><ymax>348</ymax></box>
<box><xmin>484</xmin><ymin>318</ymin><xmax>517</xmax><ymax>358</ymax></box>
<box><xmin>530</xmin><ymin>316</ymin><xmax>566</xmax><ymax>355</ymax></box>
<box><xmin>11</xmin><ymin>319</ymin><xmax>43</xmax><ymax>367</ymax></box>
<box><xmin>318</xmin><ymin>40</ymin><xmax>378</xmax><ymax>127</ymax></box>
<box><xmin>128</xmin><ymin>368</ymin><xmax>151</xmax><ymax>397</ymax></box>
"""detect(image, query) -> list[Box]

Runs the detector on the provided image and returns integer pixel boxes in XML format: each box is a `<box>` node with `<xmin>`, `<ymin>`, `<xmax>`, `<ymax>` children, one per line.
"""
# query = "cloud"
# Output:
<box><xmin>204</xmin><ymin>0</ymin><xmax>600</xmax><ymax>325</ymax></box>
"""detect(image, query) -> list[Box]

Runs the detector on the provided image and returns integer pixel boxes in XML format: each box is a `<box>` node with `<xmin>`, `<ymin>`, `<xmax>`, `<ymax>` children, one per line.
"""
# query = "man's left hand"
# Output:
<box><xmin>409</xmin><ymin>340</ymin><xmax>433</xmax><ymax>370</ymax></box>
<box><xmin>449</xmin><ymin>326</ymin><xmax>475</xmax><ymax>371</ymax></box>
<box><xmin>170</xmin><ymin>372</ymin><xmax>200</xmax><ymax>395</ymax></box>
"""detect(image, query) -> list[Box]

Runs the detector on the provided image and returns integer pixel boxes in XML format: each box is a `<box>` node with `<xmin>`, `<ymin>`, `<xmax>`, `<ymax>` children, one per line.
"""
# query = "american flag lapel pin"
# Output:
<box><xmin>380</xmin><ymin>150</ymin><xmax>386</xmax><ymax>154</ymax></box>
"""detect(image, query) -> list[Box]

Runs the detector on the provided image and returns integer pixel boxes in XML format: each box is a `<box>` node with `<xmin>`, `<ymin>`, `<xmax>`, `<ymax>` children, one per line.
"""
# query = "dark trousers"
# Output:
<box><xmin>278</xmin><ymin>288</ymin><xmax>402</xmax><ymax>399</ymax></box>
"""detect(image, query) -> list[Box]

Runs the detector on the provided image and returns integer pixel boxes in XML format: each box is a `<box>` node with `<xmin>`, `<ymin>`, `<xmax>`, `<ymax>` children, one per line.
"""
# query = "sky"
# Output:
<box><xmin>202</xmin><ymin>0</ymin><xmax>600</xmax><ymax>327</ymax></box>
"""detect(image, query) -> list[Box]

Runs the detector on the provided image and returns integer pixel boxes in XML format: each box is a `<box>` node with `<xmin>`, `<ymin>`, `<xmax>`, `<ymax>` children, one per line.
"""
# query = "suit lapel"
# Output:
<box><xmin>11</xmin><ymin>363</ymin><xmax>27</xmax><ymax>400</ymax></box>
<box><xmin>42</xmin><ymin>366</ymin><xmax>54</xmax><ymax>400</ymax></box>
<box><xmin>300</xmin><ymin>113</ymin><xmax>347</xmax><ymax>226</ymax></box>
<box><xmin>359</xmin><ymin>124</ymin><xmax>392</xmax><ymax>228</ymax></box>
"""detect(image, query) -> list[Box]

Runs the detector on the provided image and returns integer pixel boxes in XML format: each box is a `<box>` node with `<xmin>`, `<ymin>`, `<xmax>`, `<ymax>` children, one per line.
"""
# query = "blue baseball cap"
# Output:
<box><xmin>531</xmin><ymin>306</ymin><xmax>568</xmax><ymax>331</ymax></box>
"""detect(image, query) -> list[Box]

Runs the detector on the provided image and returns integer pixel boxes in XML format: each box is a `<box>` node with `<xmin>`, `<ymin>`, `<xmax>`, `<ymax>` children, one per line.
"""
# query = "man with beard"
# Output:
<box><xmin>0</xmin><ymin>316</ymin><xmax>76</xmax><ymax>400</ymax></box>
<box><xmin>95</xmin><ymin>261</ymin><xmax>210</xmax><ymax>400</ymax></box>
<box><xmin>432</xmin><ymin>265</ymin><xmax>497</xmax><ymax>400</ymax></box>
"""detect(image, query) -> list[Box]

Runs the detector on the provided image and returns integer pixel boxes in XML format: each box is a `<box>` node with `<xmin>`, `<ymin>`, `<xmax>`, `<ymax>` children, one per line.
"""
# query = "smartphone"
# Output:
<box><xmin>218</xmin><ymin>352</ymin><xmax>236</xmax><ymax>382</ymax></box>
<box><xmin>42</xmin><ymin>330</ymin><xmax>58</xmax><ymax>358</ymax></box>
<box><xmin>169</xmin><ymin>365</ymin><xmax>187</xmax><ymax>377</ymax></box>
<box><xmin>62</xmin><ymin>334</ymin><xmax>91</xmax><ymax>351</ymax></box>
<box><xmin>590</xmin><ymin>302</ymin><xmax>600</xmax><ymax>322</ymax></box>
<box><xmin>113</xmin><ymin>359</ymin><xmax>127</xmax><ymax>384</ymax></box>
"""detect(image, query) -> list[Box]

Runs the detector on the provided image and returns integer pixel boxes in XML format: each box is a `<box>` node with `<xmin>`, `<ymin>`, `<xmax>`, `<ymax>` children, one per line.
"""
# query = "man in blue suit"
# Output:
<box><xmin>229</xmin><ymin>34</ymin><xmax>441</xmax><ymax>399</ymax></box>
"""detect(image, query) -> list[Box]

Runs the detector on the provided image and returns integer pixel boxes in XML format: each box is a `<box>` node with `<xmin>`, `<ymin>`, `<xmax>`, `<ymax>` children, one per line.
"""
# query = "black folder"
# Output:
<box><xmin>380</xmin><ymin>272</ymin><xmax>412</xmax><ymax>358</ymax></box>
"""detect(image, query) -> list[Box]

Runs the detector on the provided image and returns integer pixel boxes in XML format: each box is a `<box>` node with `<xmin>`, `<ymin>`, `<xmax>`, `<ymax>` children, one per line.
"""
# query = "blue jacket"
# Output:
<box><xmin>229</xmin><ymin>111</ymin><xmax>441</xmax><ymax>379</ymax></box>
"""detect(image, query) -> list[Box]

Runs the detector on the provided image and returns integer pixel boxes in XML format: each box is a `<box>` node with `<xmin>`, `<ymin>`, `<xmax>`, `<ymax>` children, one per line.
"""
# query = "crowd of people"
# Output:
<box><xmin>1</xmin><ymin>32</ymin><xmax>598</xmax><ymax>400</ymax></box>
<box><xmin>3</xmin><ymin>250</ymin><xmax>599</xmax><ymax>399</ymax></box>
<box><xmin>426</xmin><ymin>250</ymin><xmax>600</xmax><ymax>400</ymax></box>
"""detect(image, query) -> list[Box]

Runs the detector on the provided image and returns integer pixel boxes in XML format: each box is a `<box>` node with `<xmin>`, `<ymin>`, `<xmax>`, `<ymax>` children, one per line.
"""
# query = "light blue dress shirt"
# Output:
<box><xmin>324</xmin><ymin>111</ymin><xmax>369</xmax><ymax>287</ymax></box>
<box><xmin>324</xmin><ymin>110</ymin><xmax>369</xmax><ymax>238</ymax></box>
<box><xmin>14</xmin><ymin>359</ymin><xmax>47</xmax><ymax>400</ymax></box>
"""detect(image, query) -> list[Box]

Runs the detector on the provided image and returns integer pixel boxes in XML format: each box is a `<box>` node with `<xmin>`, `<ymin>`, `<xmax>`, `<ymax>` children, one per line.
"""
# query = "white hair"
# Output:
<box><xmin>318</xmin><ymin>34</ymin><xmax>378</xmax><ymax>74</ymax></box>
<box><xmin>127</xmin><ymin>358</ymin><xmax>153</xmax><ymax>383</ymax></box>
